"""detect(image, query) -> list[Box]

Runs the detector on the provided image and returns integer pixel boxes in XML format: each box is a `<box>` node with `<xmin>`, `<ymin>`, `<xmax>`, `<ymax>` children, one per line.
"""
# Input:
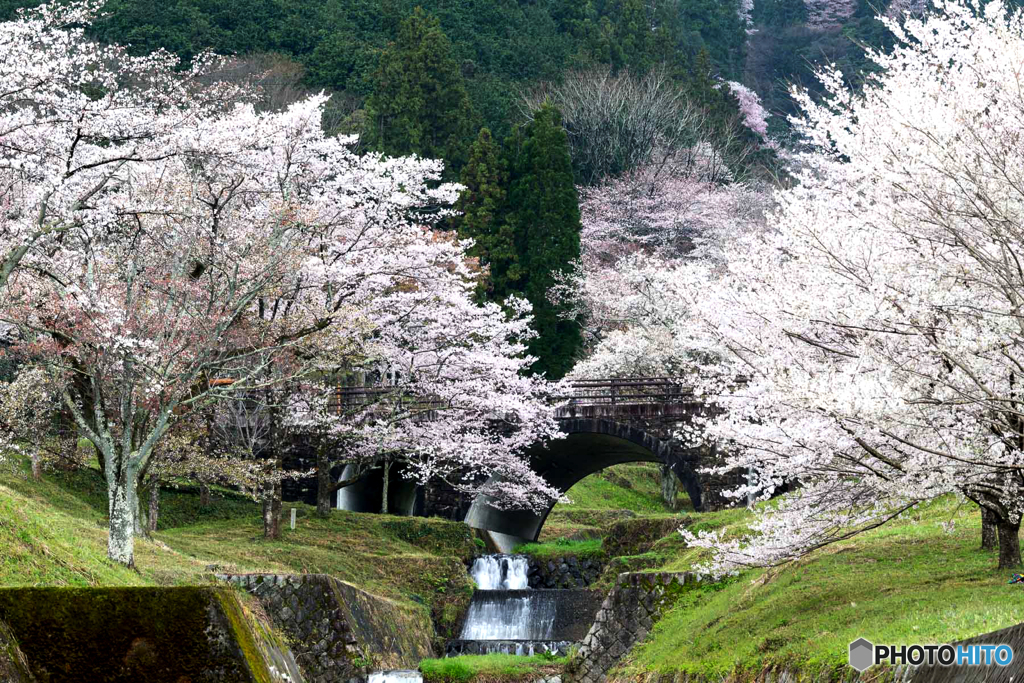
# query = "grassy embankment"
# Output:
<box><xmin>606</xmin><ymin>499</ymin><xmax>1024</xmax><ymax>680</ymax></box>
<box><xmin>510</xmin><ymin>464</ymin><xmax>1024</xmax><ymax>679</ymax></box>
<box><xmin>0</xmin><ymin>456</ymin><xmax>476</xmax><ymax>623</ymax></box>
<box><xmin>2</xmin><ymin>455</ymin><xmax>1021</xmax><ymax>681</ymax></box>
<box><xmin>420</xmin><ymin>654</ymin><xmax>567</xmax><ymax>683</ymax></box>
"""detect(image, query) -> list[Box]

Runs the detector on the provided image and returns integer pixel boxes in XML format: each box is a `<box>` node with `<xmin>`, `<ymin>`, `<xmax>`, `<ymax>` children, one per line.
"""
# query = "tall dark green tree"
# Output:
<box><xmin>504</xmin><ymin>104</ymin><xmax>583</xmax><ymax>379</ymax></box>
<box><xmin>614</xmin><ymin>0</ymin><xmax>652</xmax><ymax>70</ymax></box>
<box><xmin>363</xmin><ymin>7</ymin><xmax>478</xmax><ymax>177</ymax></box>
<box><xmin>453</xmin><ymin>128</ymin><xmax>517</xmax><ymax>300</ymax></box>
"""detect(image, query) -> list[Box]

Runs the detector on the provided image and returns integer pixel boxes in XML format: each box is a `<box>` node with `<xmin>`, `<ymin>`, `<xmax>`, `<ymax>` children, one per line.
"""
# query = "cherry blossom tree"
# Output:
<box><xmin>0</xmin><ymin>1</ymin><xmax>244</xmax><ymax>293</ymax></box>
<box><xmin>804</xmin><ymin>0</ymin><xmax>857</xmax><ymax>29</ymax></box>
<box><xmin>559</xmin><ymin>162</ymin><xmax>770</xmax><ymax>378</ymax></box>
<box><xmin>666</xmin><ymin>0</ymin><xmax>1024</xmax><ymax>572</ymax></box>
<box><xmin>0</xmin><ymin>366</ymin><xmax>75</xmax><ymax>479</ymax></box>
<box><xmin>0</xmin><ymin>2</ymin><xmax>561</xmax><ymax>567</ymax></box>
<box><xmin>725</xmin><ymin>82</ymin><xmax>770</xmax><ymax>139</ymax></box>
<box><xmin>286</xmin><ymin>287</ymin><xmax>565</xmax><ymax>518</ymax></box>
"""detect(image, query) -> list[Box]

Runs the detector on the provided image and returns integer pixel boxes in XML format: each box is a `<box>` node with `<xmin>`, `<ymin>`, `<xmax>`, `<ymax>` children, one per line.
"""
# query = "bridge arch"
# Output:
<box><xmin>463</xmin><ymin>418</ymin><xmax>704</xmax><ymax>548</ymax></box>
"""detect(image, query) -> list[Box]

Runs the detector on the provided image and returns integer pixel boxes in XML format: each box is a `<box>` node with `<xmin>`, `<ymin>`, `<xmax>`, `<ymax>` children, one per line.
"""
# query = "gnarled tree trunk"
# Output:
<box><xmin>107</xmin><ymin>463</ymin><xmax>140</xmax><ymax>568</ymax></box>
<box><xmin>981</xmin><ymin>506</ymin><xmax>997</xmax><ymax>551</ymax></box>
<box><xmin>262</xmin><ymin>481</ymin><xmax>282</xmax><ymax>540</ymax></box>
<box><xmin>30</xmin><ymin>449</ymin><xmax>41</xmax><ymax>481</ymax></box>
<box><xmin>997</xmin><ymin>517</ymin><xmax>1021</xmax><ymax>569</ymax></box>
<box><xmin>200</xmin><ymin>484</ymin><xmax>211</xmax><ymax>507</ymax></box>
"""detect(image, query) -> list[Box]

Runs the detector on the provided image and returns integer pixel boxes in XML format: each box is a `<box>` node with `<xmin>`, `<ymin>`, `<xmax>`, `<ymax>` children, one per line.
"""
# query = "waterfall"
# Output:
<box><xmin>368</xmin><ymin>671</ymin><xmax>422</xmax><ymax>683</ymax></box>
<box><xmin>452</xmin><ymin>554</ymin><xmax>599</xmax><ymax>658</ymax></box>
<box><xmin>469</xmin><ymin>555</ymin><xmax>530</xmax><ymax>590</ymax></box>
<box><xmin>459</xmin><ymin>591</ymin><xmax>557</xmax><ymax>640</ymax></box>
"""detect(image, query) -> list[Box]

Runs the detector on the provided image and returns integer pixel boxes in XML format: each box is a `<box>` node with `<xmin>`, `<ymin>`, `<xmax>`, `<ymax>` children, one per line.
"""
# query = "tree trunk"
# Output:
<box><xmin>135</xmin><ymin>488</ymin><xmax>149</xmax><ymax>539</ymax></box>
<box><xmin>272</xmin><ymin>481</ymin><xmax>282</xmax><ymax>536</ymax></box>
<box><xmin>148</xmin><ymin>480</ymin><xmax>160</xmax><ymax>534</ymax></box>
<box><xmin>262</xmin><ymin>489</ymin><xmax>275</xmax><ymax>539</ymax></box>
<box><xmin>200</xmin><ymin>484</ymin><xmax>211</xmax><ymax>507</ymax></box>
<box><xmin>263</xmin><ymin>482</ymin><xmax>282</xmax><ymax>540</ymax></box>
<box><xmin>660</xmin><ymin>464</ymin><xmax>678</xmax><ymax>511</ymax></box>
<box><xmin>981</xmin><ymin>506</ymin><xmax>997</xmax><ymax>551</ymax></box>
<box><xmin>316</xmin><ymin>442</ymin><xmax>332</xmax><ymax>518</ymax></box>
<box><xmin>997</xmin><ymin>517</ymin><xmax>1021</xmax><ymax>569</ymax></box>
<box><xmin>30</xmin><ymin>447</ymin><xmax>42</xmax><ymax>480</ymax></box>
<box><xmin>381</xmin><ymin>458</ymin><xmax>391</xmax><ymax>515</ymax></box>
<box><xmin>107</xmin><ymin>468</ymin><xmax>138</xmax><ymax>568</ymax></box>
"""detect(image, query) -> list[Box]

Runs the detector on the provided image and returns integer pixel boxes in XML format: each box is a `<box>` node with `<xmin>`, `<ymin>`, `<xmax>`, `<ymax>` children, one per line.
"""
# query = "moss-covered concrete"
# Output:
<box><xmin>220</xmin><ymin>573</ymin><xmax>434</xmax><ymax>681</ymax></box>
<box><xmin>0</xmin><ymin>618</ymin><xmax>34</xmax><ymax>682</ymax></box>
<box><xmin>0</xmin><ymin>586</ymin><xmax>300</xmax><ymax>682</ymax></box>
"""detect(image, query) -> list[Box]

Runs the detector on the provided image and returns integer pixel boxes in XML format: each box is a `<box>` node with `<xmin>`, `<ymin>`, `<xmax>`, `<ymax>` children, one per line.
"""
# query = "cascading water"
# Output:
<box><xmin>469</xmin><ymin>555</ymin><xmax>530</xmax><ymax>590</ymax></box>
<box><xmin>460</xmin><ymin>591</ymin><xmax>556</xmax><ymax>640</ymax></box>
<box><xmin>452</xmin><ymin>554</ymin><xmax>583</xmax><ymax>657</ymax></box>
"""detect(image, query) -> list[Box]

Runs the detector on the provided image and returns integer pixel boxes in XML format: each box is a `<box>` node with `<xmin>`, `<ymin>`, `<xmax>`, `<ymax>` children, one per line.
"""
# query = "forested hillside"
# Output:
<box><xmin>0</xmin><ymin>0</ymin><xmax>746</xmax><ymax>140</ymax></box>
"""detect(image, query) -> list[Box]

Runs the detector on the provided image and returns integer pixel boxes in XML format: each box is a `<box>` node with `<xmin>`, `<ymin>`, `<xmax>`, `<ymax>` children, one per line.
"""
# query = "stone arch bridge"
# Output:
<box><xmin>462</xmin><ymin>378</ymin><xmax>735</xmax><ymax>550</ymax></box>
<box><xmin>307</xmin><ymin>378</ymin><xmax>738</xmax><ymax>548</ymax></box>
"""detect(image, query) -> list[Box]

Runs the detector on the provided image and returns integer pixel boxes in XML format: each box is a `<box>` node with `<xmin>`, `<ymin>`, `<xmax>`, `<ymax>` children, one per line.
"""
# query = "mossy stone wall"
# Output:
<box><xmin>528</xmin><ymin>556</ymin><xmax>605</xmax><ymax>588</ymax></box>
<box><xmin>220</xmin><ymin>573</ymin><xmax>434</xmax><ymax>683</ymax></box>
<box><xmin>0</xmin><ymin>587</ymin><xmax>299</xmax><ymax>683</ymax></box>
<box><xmin>568</xmin><ymin>573</ymin><xmax>695</xmax><ymax>683</ymax></box>
<box><xmin>601</xmin><ymin>518</ymin><xmax>683</xmax><ymax>559</ymax></box>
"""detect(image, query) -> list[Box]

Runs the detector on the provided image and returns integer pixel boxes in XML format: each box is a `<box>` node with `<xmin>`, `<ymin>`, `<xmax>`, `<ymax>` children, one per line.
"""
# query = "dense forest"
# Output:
<box><xmin>0</xmin><ymin>0</ymin><xmax>922</xmax><ymax>140</ymax></box>
<box><xmin>0</xmin><ymin>0</ymin><xmax>745</xmax><ymax>139</ymax></box>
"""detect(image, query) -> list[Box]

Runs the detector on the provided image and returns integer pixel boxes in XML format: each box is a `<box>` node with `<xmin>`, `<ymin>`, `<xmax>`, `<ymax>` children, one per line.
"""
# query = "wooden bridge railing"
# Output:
<box><xmin>328</xmin><ymin>377</ymin><xmax>700</xmax><ymax>418</ymax></box>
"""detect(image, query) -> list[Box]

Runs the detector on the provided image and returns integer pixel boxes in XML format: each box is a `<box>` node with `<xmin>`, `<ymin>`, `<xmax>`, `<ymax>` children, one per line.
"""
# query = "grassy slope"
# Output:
<box><xmin>0</xmin><ymin>458</ymin><xmax>475</xmax><ymax>610</ymax></box>
<box><xmin>555</xmin><ymin>463</ymin><xmax>680</xmax><ymax>513</ymax></box>
<box><xmin>420</xmin><ymin>654</ymin><xmax>567</xmax><ymax>683</ymax></box>
<box><xmin>539</xmin><ymin>463</ymin><xmax>685</xmax><ymax>542</ymax></box>
<box><xmin>616</xmin><ymin>499</ymin><xmax>1024</xmax><ymax>679</ymax></box>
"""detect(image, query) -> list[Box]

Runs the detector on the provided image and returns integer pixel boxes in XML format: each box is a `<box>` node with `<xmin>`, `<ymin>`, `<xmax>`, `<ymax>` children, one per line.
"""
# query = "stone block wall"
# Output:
<box><xmin>569</xmin><ymin>572</ymin><xmax>694</xmax><ymax>683</ymax></box>
<box><xmin>219</xmin><ymin>573</ymin><xmax>433</xmax><ymax>683</ymax></box>
<box><xmin>528</xmin><ymin>556</ymin><xmax>605</xmax><ymax>589</ymax></box>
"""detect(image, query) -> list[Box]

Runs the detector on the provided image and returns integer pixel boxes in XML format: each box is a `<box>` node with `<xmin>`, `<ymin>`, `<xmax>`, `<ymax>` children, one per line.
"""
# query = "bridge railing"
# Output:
<box><xmin>327</xmin><ymin>386</ymin><xmax>447</xmax><ymax>416</ymax></box>
<box><xmin>328</xmin><ymin>377</ymin><xmax>699</xmax><ymax>419</ymax></box>
<box><xmin>553</xmin><ymin>378</ymin><xmax>694</xmax><ymax>405</ymax></box>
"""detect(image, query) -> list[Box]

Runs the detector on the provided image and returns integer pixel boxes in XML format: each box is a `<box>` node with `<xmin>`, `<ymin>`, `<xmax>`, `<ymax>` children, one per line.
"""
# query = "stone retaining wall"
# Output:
<box><xmin>219</xmin><ymin>573</ymin><xmax>433</xmax><ymax>683</ymax></box>
<box><xmin>528</xmin><ymin>556</ymin><xmax>604</xmax><ymax>589</ymax></box>
<box><xmin>569</xmin><ymin>572</ymin><xmax>694</xmax><ymax>683</ymax></box>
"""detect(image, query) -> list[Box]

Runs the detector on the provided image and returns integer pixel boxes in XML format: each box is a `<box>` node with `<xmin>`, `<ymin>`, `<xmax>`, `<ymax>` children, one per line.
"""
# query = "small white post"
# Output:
<box><xmin>290</xmin><ymin>508</ymin><xmax>296</xmax><ymax>530</ymax></box>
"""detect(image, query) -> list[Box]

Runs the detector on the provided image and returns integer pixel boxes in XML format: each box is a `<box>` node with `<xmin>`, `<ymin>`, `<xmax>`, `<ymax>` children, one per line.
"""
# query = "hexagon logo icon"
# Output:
<box><xmin>849</xmin><ymin>638</ymin><xmax>874</xmax><ymax>672</ymax></box>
